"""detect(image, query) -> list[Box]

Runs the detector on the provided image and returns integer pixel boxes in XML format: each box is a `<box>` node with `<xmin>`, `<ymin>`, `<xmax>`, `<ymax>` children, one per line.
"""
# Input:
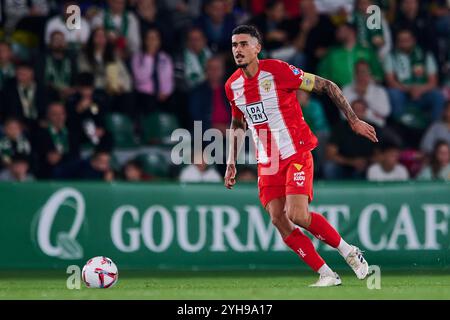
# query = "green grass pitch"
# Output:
<box><xmin>0</xmin><ymin>270</ymin><xmax>449</xmax><ymax>300</ymax></box>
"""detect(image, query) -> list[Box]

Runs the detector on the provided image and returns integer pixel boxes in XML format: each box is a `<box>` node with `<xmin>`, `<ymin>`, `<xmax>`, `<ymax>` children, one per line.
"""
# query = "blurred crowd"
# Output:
<box><xmin>0</xmin><ymin>0</ymin><xmax>449</xmax><ymax>183</ymax></box>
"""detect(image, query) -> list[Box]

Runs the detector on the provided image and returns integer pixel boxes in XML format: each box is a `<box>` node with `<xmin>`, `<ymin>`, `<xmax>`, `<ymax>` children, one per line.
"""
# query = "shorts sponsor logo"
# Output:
<box><xmin>246</xmin><ymin>102</ymin><xmax>268</xmax><ymax>124</ymax></box>
<box><xmin>293</xmin><ymin>166</ymin><xmax>305</xmax><ymax>187</ymax></box>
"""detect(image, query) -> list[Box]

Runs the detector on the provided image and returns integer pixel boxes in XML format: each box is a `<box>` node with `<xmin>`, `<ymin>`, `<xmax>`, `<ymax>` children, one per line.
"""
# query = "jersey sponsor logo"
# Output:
<box><xmin>245</xmin><ymin>102</ymin><xmax>268</xmax><ymax>124</ymax></box>
<box><xmin>260</xmin><ymin>79</ymin><xmax>272</xmax><ymax>93</ymax></box>
<box><xmin>293</xmin><ymin>163</ymin><xmax>303</xmax><ymax>171</ymax></box>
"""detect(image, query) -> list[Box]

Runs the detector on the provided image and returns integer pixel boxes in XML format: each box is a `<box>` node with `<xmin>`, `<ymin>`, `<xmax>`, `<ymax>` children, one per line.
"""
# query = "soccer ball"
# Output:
<box><xmin>82</xmin><ymin>256</ymin><xmax>118</xmax><ymax>288</ymax></box>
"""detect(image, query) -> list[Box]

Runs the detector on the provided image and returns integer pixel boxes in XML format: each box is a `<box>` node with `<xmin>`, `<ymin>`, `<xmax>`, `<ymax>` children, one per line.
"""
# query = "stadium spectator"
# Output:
<box><xmin>131</xmin><ymin>28</ymin><xmax>174</xmax><ymax>115</ymax></box>
<box><xmin>0</xmin><ymin>154</ymin><xmax>34</xmax><ymax>182</ymax></box>
<box><xmin>393</xmin><ymin>0</ymin><xmax>438</xmax><ymax>55</ymax></box>
<box><xmin>384</xmin><ymin>29</ymin><xmax>445</xmax><ymax>122</ymax></box>
<box><xmin>291</xmin><ymin>0</ymin><xmax>336</xmax><ymax>71</ymax></box>
<box><xmin>77</xmin><ymin>27</ymin><xmax>115</xmax><ymax>90</ymax></box>
<box><xmin>351</xmin><ymin>0</ymin><xmax>392</xmax><ymax>59</ymax></box>
<box><xmin>135</xmin><ymin>0</ymin><xmax>175</xmax><ymax>53</ymax></box>
<box><xmin>1</xmin><ymin>62</ymin><xmax>48</xmax><ymax>131</ymax></box>
<box><xmin>1</xmin><ymin>0</ymin><xmax>50</xmax><ymax>36</ymax></box>
<box><xmin>420</xmin><ymin>101</ymin><xmax>450</xmax><ymax>155</ymax></box>
<box><xmin>196</xmin><ymin>0</ymin><xmax>236</xmax><ymax>53</ymax></box>
<box><xmin>122</xmin><ymin>159</ymin><xmax>147</xmax><ymax>181</ymax></box>
<box><xmin>343</xmin><ymin>60</ymin><xmax>391</xmax><ymax>127</ymax></box>
<box><xmin>0</xmin><ymin>42</ymin><xmax>15</xmax><ymax>91</ymax></box>
<box><xmin>324</xmin><ymin>99</ymin><xmax>379</xmax><ymax>180</ymax></box>
<box><xmin>178</xmin><ymin>27</ymin><xmax>212</xmax><ymax>91</ymax></box>
<box><xmin>367</xmin><ymin>143</ymin><xmax>410</xmax><ymax>181</ymax></box>
<box><xmin>317</xmin><ymin>22</ymin><xmax>382</xmax><ymax>88</ymax></box>
<box><xmin>91</xmin><ymin>0</ymin><xmax>141</xmax><ymax>54</ymax></box>
<box><xmin>188</xmin><ymin>56</ymin><xmax>230</xmax><ymax>133</ymax></box>
<box><xmin>54</xmin><ymin>150</ymin><xmax>114</xmax><ymax>181</ymax></box>
<box><xmin>44</xmin><ymin>1</ymin><xmax>91</xmax><ymax>51</ymax></box>
<box><xmin>247</xmin><ymin>0</ymin><xmax>293</xmax><ymax>56</ymax></box>
<box><xmin>38</xmin><ymin>30</ymin><xmax>77</xmax><ymax>101</ymax></box>
<box><xmin>78</xmin><ymin>27</ymin><xmax>133</xmax><ymax>114</ymax></box>
<box><xmin>66</xmin><ymin>72</ymin><xmax>113</xmax><ymax>152</ymax></box>
<box><xmin>0</xmin><ymin>117</ymin><xmax>32</xmax><ymax>168</ymax></box>
<box><xmin>179</xmin><ymin>150</ymin><xmax>222</xmax><ymax>183</ymax></box>
<box><xmin>35</xmin><ymin>102</ymin><xmax>80</xmax><ymax>178</ymax></box>
<box><xmin>417</xmin><ymin>140</ymin><xmax>450</xmax><ymax>181</ymax></box>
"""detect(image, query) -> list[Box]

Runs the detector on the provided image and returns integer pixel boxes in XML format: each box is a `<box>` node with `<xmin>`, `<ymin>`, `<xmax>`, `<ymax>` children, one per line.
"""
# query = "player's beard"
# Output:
<box><xmin>236</xmin><ymin>63</ymin><xmax>249</xmax><ymax>69</ymax></box>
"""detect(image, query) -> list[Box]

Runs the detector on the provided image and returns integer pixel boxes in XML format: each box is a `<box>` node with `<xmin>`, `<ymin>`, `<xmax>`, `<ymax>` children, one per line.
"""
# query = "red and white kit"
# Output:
<box><xmin>225</xmin><ymin>59</ymin><xmax>318</xmax><ymax>207</ymax></box>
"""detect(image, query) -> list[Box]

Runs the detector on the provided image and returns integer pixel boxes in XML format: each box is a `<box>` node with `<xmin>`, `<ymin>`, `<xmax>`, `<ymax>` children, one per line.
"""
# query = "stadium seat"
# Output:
<box><xmin>398</xmin><ymin>106</ymin><xmax>430</xmax><ymax>130</ymax></box>
<box><xmin>104</xmin><ymin>113</ymin><xmax>140</xmax><ymax>148</ymax></box>
<box><xmin>135</xmin><ymin>149</ymin><xmax>171</xmax><ymax>179</ymax></box>
<box><xmin>140</xmin><ymin>112</ymin><xmax>180</xmax><ymax>146</ymax></box>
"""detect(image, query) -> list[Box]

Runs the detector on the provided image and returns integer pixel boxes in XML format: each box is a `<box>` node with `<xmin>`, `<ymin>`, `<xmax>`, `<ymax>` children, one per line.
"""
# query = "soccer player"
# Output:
<box><xmin>224</xmin><ymin>25</ymin><xmax>378</xmax><ymax>287</ymax></box>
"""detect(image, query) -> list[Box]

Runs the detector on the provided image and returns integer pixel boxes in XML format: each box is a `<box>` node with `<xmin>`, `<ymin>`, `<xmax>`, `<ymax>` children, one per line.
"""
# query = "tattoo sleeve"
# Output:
<box><xmin>310</xmin><ymin>75</ymin><xmax>358</xmax><ymax>125</ymax></box>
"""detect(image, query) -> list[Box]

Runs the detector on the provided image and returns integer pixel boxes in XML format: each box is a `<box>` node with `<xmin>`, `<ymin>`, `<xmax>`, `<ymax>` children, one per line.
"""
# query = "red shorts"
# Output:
<box><xmin>258</xmin><ymin>151</ymin><xmax>314</xmax><ymax>208</ymax></box>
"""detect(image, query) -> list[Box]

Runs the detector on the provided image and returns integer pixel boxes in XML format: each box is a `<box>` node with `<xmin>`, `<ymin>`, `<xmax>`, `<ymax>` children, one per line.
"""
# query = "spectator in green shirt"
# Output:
<box><xmin>384</xmin><ymin>28</ymin><xmax>445</xmax><ymax>121</ymax></box>
<box><xmin>317</xmin><ymin>22</ymin><xmax>383</xmax><ymax>88</ymax></box>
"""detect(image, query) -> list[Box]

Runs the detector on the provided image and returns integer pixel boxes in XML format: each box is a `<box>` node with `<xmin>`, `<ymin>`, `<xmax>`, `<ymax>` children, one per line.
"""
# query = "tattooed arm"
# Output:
<box><xmin>299</xmin><ymin>73</ymin><xmax>378</xmax><ymax>143</ymax></box>
<box><xmin>224</xmin><ymin>116</ymin><xmax>247</xmax><ymax>189</ymax></box>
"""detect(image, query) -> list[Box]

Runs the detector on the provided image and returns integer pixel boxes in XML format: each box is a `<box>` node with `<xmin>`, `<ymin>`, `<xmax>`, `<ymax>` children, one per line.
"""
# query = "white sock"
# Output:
<box><xmin>317</xmin><ymin>264</ymin><xmax>334</xmax><ymax>277</ymax></box>
<box><xmin>337</xmin><ymin>238</ymin><xmax>353</xmax><ymax>258</ymax></box>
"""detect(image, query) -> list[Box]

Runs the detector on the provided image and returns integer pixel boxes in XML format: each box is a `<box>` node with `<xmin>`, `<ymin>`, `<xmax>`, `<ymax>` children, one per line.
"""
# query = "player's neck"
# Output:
<box><xmin>242</xmin><ymin>59</ymin><xmax>260</xmax><ymax>79</ymax></box>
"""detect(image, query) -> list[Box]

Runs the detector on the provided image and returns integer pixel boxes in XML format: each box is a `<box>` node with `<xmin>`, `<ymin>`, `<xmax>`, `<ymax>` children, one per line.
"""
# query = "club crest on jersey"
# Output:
<box><xmin>260</xmin><ymin>79</ymin><xmax>272</xmax><ymax>93</ymax></box>
<box><xmin>246</xmin><ymin>102</ymin><xmax>268</xmax><ymax>124</ymax></box>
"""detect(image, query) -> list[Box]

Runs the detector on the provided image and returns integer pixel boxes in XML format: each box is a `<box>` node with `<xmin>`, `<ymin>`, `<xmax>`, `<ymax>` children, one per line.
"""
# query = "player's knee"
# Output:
<box><xmin>286</xmin><ymin>205</ymin><xmax>310</xmax><ymax>228</ymax></box>
<box><xmin>269</xmin><ymin>211</ymin><xmax>286</xmax><ymax>228</ymax></box>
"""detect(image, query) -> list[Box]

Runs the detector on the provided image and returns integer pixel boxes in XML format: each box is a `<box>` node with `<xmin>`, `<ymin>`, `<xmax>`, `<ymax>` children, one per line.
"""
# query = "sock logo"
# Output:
<box><xmin>297</xmin><ymin>248</ymin><xmax>306</xmax><ymax>258</ymax></box>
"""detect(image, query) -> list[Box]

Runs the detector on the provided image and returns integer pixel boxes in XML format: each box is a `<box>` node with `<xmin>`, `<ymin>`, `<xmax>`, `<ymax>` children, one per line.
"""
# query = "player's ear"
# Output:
<box><xmin>255</xmin><ymin>43</ymin><xmax>261</xmax><ymax>54</ymax></box>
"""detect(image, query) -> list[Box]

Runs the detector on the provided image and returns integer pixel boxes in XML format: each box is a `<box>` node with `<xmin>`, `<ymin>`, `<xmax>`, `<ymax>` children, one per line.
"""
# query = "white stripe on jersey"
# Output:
<box><xmin>230</xmin><ymin>75</ymin><xmax>269</xmax><ymax>163</ymax></box>
<box><xmin>257</xmin><ymin>71</ymin><xmax>296</xmax><ymax>159</ymax></box>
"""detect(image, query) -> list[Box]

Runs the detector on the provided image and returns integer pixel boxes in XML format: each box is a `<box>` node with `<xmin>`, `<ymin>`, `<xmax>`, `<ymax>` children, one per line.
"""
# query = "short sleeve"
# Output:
<box><xmin>425</xmin><ymin>53</ymin><xmax>438</xmax><ymax>76</ymax></box>
<box><xmin>225</xmin><ymin>83</ymin><xmax>244</xmax><ymax>118</ymax></box>
<box><xmin>278</xmin><ymin>61</ymin><xmax>305</xmax><ymax>91</ymax></box>
<box><xmin>383</xmin><ymin>54</ymin><xmax>395</xmax><ymax>74</ymax></box>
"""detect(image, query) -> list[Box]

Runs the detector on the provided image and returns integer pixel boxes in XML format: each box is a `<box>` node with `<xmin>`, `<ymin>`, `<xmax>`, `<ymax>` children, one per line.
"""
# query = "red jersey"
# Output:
<box><xmin>225</xmin><ymin>59</ymin><xmax>318</xmax><ymax>163</ymax></box>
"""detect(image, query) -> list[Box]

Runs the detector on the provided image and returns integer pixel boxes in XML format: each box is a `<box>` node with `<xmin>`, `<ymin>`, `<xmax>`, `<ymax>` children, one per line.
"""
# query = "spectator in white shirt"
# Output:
<box><xmin>179</xmin><ymin>152</ymin><xmax>222</xmax><ymax>183</ymax></box>
<box><xmin>343</xmin><ymin>60</ymin><xmax>391</xmax><ymax>127</ymax></box>
<box><xmin>367</xmin><ymin>143</ymin><xmax>409</xmax><ymax>181</ymax></box>
<box><xmin>45</xmin><ymin>1</ymin><xmax>91</xmax><ymax>50</ymax></box>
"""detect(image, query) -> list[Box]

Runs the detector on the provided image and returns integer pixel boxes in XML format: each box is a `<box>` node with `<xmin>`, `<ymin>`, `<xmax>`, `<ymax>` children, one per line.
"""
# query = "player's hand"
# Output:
<box><xmin>350</xmin><ymin>119</ymin><xmax>378</xmax><ymax>143</ymax></box>
<box><xmin>224</xmin><ymin>164</ymin><xmax>237</xmax><ymax>189</ymax></box>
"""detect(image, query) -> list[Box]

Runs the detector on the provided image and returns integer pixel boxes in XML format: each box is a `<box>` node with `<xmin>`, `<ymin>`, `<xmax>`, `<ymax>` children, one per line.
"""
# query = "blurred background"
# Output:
<box><xmin>0</xmin><ymin>0</ymin><xmax>448</xmax><ymax>276</ymax></box>
<box><xmin>0</xmin><ymin>0</ymin><xmax>448</xmax><ymax>183</ymax></box>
